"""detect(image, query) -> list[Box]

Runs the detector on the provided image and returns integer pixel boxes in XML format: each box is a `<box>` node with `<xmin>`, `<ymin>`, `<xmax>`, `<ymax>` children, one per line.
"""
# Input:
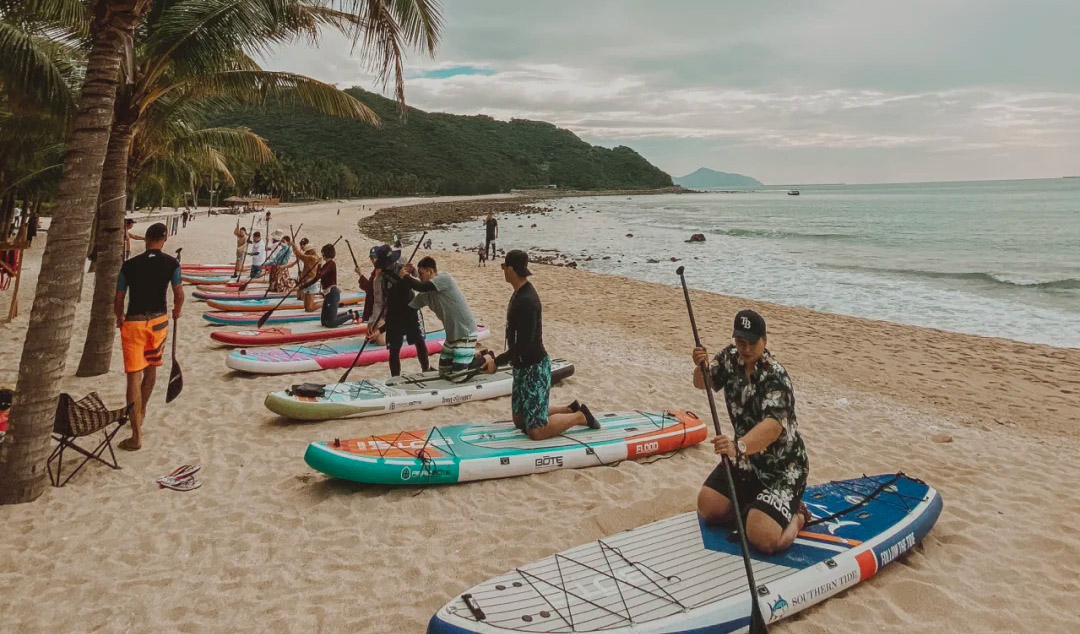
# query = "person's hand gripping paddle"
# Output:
<box><xmin>337</xmin><ymin>232</ymin><xmax>426</xmax><ymax>385</ymax></box>
<box><xmin>676</xmin><ymin>265</ymin><xmax>769</xmax><ymax>634</ymax></box>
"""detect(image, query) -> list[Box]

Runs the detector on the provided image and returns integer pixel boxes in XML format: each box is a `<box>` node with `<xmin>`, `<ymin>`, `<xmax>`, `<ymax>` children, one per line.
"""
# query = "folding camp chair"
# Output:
<box><xmin>47</xmin><ymin>392</ymin><xmax>132</xmax><ymax>487</ymax></box>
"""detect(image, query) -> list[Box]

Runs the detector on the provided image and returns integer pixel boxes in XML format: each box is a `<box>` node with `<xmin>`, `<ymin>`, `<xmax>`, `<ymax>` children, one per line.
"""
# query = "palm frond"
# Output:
<box><xmin>175</xmin><ymin>70</ymin><xmax>379</xmax><ymax>124</ymax></box>
<box><xmin>336</xmin><ymin>0</ymin><xmax>442</xmax><ymax>109</ymax></box>
<box><xmin>173</xmin><ymin>126</ymin><xmax>274</xmax><ymax>165</ymax></box>
<box><xmin>0</xmin><ymin>0</ymin><xmax>88</xmax><ymax>32</ymax></box>
<box><xmin>0</xmin><ymin>20</ymin><xmax>77</xmax><ymax>114</ymax></box>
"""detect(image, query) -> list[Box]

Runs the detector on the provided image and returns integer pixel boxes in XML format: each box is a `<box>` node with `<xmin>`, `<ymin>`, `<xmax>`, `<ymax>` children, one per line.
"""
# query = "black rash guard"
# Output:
<box><xmin>494</xmin><ymin>281</ymin><xmax>546</xmax><ymax>368</ymax></box>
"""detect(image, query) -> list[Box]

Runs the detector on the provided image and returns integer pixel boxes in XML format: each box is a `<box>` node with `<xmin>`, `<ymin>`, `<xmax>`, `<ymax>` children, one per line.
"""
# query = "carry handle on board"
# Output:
<box><xmin>675</xmin><ymin>265</ymin><xmax>769</xmax><ymax>634</ymax></box>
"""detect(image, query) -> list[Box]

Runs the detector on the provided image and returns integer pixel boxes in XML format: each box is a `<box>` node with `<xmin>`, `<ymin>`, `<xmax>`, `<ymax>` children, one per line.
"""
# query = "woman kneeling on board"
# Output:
<box><xmin>691</xmin><ymin>309</ymin><xmax>811</xmax><ymax>554</ymax></box>
<box><xmin>481</xmin><ymin>250</ymin><xmax>599</xmax><ymax>440</ymax></box>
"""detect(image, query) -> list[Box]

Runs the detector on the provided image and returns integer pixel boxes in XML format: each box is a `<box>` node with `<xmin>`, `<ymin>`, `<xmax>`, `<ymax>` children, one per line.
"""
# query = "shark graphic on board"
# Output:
<box><xmin>804</xmin><ymin>502</ymin><xmax>860</xmax><ymax>534</ymax></box>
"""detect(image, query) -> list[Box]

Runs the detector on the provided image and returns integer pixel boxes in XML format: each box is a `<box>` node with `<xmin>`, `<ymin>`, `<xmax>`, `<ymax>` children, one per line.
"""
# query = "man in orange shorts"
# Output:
<box><xmin>114</xmin><ymin>222</ymin><xmax>183</xmax><ymax>450</ymax></box>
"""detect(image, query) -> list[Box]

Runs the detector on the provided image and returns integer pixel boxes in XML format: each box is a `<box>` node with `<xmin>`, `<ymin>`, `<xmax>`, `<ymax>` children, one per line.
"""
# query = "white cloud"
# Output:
<box><xmin>260</xmin><ymin>1</ymin><xmax>1080</xmax><ymax>183</ymax></box>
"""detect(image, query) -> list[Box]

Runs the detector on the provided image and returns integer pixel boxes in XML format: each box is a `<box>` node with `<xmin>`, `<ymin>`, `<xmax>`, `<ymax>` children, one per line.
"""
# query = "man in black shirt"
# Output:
<box><xmin>483</xmin><ymin>212</ymin><xmax>498</xmax><ymax>259</ymax></box>
<box><xmin>114</xmin><ymin>222</ymin><xmax>183</xmax><ymax>451</ymax></box>
<box><xmin>482</xmin><ymin>250</ymin><xmax>597</xmax><ymax>440</ymax></box>
<box><xmin>368</xmin><ymin>245</ymin><xmax>431</xmax><ymax>377</ymax></box>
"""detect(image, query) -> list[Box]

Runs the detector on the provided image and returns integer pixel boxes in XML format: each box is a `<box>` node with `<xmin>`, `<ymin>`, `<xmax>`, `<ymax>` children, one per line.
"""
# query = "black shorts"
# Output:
<box><xmin>386</xmin><ymin>317</ymin><xmax>425</xmax><ymax>349</ymax></box>
<box><xmin>703</xmin><ymin>463</ymin><xmax>805</xmax><ymax>529</ymax></box>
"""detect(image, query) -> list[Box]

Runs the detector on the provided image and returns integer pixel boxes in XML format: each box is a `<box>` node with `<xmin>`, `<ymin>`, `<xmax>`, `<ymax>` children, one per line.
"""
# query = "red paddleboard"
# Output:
<box><xmin>205</xmin><ymin>292</ymin><xmax>363</xmax><ymax>312</ymax></box>
<box><xmin>193</xmin><ymin>288</ymin><xmax>292</xmax><ymax>301</ymax></box>
<box><xmin>181</xmin><ymin>263</ymin><xmax>235</xmax><ymax>272</ymax></box>
<box><xmin>195</xmin><ymin>281</ymin><xmax>269</xmax><ymax>291</ymax></box>
<box><xmin>210</xmin><ymin>321</ymin><xmax>368</xmax><ymax>347</ymax></box>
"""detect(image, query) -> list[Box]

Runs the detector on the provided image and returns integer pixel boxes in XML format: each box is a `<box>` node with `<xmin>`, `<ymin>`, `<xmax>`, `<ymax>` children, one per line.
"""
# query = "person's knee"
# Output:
<box><xmin>697</xmin><ymin>488</ymin><xmax>733</xmax><ymax>524</ymax></box>
<box><xmin>525</xmin><ymin>426</ymin><xmax>551</xmax><ymax>441</ymax></box>
<box><xmin>746</xmin><ymin>511</ymin><xmax>786</xmax><ymax>553</ymax></box>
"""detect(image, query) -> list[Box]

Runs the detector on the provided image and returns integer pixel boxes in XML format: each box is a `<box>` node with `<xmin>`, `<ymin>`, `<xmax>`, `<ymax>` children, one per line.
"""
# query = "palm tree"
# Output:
<box><xmin>0</xmin><ymin>0</ymin><xmax>154</xmax><ymax>505</ymax></box>
<box><xmin>73</xmin><ymin>0</ymin><xmax>425</xmax><ymax>376</ymax></box>
<box><xmin>0</xmin><ymin>0</ymin><xmax>442</xmax><ymax>505</ymax></box>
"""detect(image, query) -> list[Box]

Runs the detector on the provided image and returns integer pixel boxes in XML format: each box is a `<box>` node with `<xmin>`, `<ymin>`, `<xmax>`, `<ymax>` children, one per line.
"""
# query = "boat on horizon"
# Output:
<box><xmin>788</xmin><ymin>189</ymin><xmax>801</xmax><ymax>196</ymax></box>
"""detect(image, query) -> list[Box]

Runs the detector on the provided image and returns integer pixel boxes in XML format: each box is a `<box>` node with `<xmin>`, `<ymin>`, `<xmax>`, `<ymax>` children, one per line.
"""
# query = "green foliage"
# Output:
<box><xmin>211</xmin><ymin>87</ymin><xmax>673</xmax><ymax>197</ymax></box>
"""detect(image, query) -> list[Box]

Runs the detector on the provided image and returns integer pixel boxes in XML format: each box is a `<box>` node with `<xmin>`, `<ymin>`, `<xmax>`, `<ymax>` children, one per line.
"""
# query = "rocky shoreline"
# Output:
<box><xmin>357</xmin><ymin>187</ymin><xmax>691</xmax><ymax>266</ymax></box>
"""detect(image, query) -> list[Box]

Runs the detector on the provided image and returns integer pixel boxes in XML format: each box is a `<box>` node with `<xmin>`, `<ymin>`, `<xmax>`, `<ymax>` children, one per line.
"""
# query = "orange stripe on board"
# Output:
<box><xmin>798</xmin><ymin>531</ymin><xmax>863</xmax><ymax>546</ymax></box>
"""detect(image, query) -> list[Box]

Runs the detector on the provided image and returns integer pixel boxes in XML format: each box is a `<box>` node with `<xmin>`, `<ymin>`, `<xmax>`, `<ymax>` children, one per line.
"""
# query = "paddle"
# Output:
<box><xmin>253</xmin><ymin>235</ymin><xmax>342</xmax><ymax>329</ymax></box>
<box><xmin>256</xmin><ymin>223</ymin><xmax>304</xmax><ymax>298</ymax></box>
<box><xmin>336</xmin><ymin>231</ymin><xmax>426</xmax><ymax>385</ymax></box>
<box><xmin>239</xmin><ymin>239</ymin><xmax>285</xmax><ymax>292</ymax></box>
<box><xmin>166</xmin><ymin>247</ymin><xmax>184</xmax><ymax>403</ymax></box>
<box><xmin>676</xmin><ymin>265</ymin><xmax>769</xmax><ymax>634</ymax></box>
<box><xmin>344</xmin><ymin>239</ymin><xmax>359</xmax><ymax>270</ymax></box>
<box><xmin>165</xmin><ymin>318</ymin><xmax>183</xmax><ymax>403</ymax></box>
<box><xmin>233</xmin><ymin>215</ymin><xmax>255</xmax><ymax>279</ymax></box>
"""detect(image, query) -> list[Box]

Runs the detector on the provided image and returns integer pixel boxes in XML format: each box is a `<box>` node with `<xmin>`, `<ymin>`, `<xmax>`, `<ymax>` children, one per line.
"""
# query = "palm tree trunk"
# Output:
<box><xmin>76</xmin><ymin>123</ymin><xmax>133</xmax><ymax>377</ymax></box>
<box><xmin>0</xmin><ymin>1</ymin><xmax>149</xmax><ymax>506</ymax></box>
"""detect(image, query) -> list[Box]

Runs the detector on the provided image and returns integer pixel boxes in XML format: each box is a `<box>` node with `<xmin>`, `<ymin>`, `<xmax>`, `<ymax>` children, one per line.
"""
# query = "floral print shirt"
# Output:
<box><xmin>710</xmin><ymin>346</ymin><xmax>809</xmax><ymax>494</ymax></box>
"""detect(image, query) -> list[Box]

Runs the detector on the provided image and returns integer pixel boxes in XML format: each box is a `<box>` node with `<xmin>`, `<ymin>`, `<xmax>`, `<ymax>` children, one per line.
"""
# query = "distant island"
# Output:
<box><xmin>673</xmin><ymin>168</ymin><xmax>763</xmax><ymax>189</ymax></box>
<box><xmin>211</xmin><ymin>88</ymin><xmax>673</xmax><ymax>198</ymax></box>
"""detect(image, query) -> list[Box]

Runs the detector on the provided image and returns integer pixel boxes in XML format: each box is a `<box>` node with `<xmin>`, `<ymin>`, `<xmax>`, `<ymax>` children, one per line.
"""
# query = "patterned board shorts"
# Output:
<box><xmin>512</xmin><ymin>356</ymin><xmax>551</xmax><ymax>432</ymax></box>
<box><xmin>439</xmin><ymin>334</ymin><xmax>478</xmax><ymax>382</ymax></box>
<box><xmin>121</xmin><ymin>313</ymin><xmax>169</xmax><ymax>373</ymax></box>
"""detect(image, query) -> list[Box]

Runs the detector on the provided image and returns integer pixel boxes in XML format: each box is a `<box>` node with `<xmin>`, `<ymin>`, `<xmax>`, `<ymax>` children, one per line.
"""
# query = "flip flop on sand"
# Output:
<box><xmin>155</xmin><ymin>464</ymin><xmax>201</xmax><ymax>484</ymax></box>
<box><xmin>158</xmin><ymin>476</ymin><xmax>201</xmax><ymax>492</ymax></box>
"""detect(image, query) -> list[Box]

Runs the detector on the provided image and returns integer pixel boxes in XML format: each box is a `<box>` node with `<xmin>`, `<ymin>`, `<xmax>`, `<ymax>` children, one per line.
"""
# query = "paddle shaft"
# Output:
<box><xmin>344</xmin><ymin>239</ymin><xmax>359</xmax><ymax>269</ymax></box>
<box><xmin>337</xmin><ymin>232</ymin><xmax>427</xmax><ymax>384</ymax></box>
<box><xmin>676</xmin><ymin>267</ymin><xmax>769</xmax><ymax>634</ymax></box>
<box><xmin>257</xmin><ymin>223</ymin><xmax>302</xmax><ymax>298</ymax></box>
<box><xmin>234</xmin><ymin>215</ymin><xmax>256</xmax><ymax>279</ymax></box>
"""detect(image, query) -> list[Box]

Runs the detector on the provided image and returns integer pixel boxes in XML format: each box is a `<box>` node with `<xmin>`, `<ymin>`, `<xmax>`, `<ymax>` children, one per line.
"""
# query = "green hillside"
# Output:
<box><xmin>212</xmin><ymin>88</ymin><xmax>673</xmax><ymax>198</ymax></box>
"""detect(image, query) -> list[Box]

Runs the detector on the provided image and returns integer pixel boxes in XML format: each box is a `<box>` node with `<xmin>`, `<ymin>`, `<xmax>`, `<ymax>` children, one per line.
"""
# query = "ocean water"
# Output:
<box><xmin>432</xmin><ymin>179</ymin><xmax>1080</xmax><ymax>348</ymax></box>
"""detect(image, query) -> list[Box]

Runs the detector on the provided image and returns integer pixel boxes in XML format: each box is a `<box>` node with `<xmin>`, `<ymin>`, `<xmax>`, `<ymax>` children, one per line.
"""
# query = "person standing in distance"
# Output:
<box><xmin>483</xmin><ymin>211</ymin><xmax>499</xmax><ymax>259</ymax></box>
<box><xmin>114</xmin><ymin>222</ymin><xmax>183</xmax><ymax>451</ymax></box>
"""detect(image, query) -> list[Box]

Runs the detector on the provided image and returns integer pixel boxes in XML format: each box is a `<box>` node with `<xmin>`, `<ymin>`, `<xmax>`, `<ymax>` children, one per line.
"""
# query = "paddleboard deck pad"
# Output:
<box><xmin>226</xmin><ymin>327</ymin><xmax>489</xmax><ymax>374</ymax></box>
<box><xmin>428</xmin><ymin>473</ymin><xmax>942</xmax><ymax>634</ymax></box>
<box><xmin>211</xmin><ymin>321</ymin><xmax>369</xmax><ymax>347</ymax></box>
<box><xmin>304</xmin><ymin>409</ymin><xmax>708</xmax><ymax>485</ymax></box>
<box><xmin>265</xmin><ymin>359</ymin><xmax>575</xmax><ymax>420</ymax></box>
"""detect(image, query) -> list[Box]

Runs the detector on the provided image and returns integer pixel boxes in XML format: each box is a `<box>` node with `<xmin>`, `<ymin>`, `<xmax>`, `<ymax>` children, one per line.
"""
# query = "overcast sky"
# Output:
<box><xmin>264</xmin><ymin>0</ymin><xmax>1080</xmax><ymax>184</ymax></box>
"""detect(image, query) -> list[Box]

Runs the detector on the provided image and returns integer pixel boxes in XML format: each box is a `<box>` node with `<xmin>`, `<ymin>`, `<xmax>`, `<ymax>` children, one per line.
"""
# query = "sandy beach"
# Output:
<box><xmin>1</xmin><ymin>196</ymin><xmax>1078</xmax><ymax>633</ymax></box>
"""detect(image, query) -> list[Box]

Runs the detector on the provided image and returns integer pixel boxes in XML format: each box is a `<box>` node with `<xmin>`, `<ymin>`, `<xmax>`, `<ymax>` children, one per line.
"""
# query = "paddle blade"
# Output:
<box><xmin>256</xmin><ymin>310</ymin><xmax>273</xmax><ymax>329</ymax></box>
<box><xmin>165</xmin><ymin>360</ymin><xmax>183</xmax><ymax>403</ymax></box>
<box><xmin>749</xmin><ymin>602</ymin><xmax>769</xmax><ymax>634</ymax></box>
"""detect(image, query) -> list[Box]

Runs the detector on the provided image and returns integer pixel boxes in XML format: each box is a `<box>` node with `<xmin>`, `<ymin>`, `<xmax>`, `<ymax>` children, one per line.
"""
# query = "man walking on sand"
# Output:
<box><xmin>402</xmin><ymin>256</ymin><xmax>481</xmax><ymax>381</ymax></box>
<box><xmin>114</xmin><ymin>222</ymin><xmax>183</xmax><ymax>451</ymax></box>
<box><xmin>691</xmin><ymin>309</ymin><xmax>811</xmax><ymax>554</ymax></box>
<box><xmin>481</xmin><ymin>250</ymin><xmax>598</xmax><ymax>440</ymax></box>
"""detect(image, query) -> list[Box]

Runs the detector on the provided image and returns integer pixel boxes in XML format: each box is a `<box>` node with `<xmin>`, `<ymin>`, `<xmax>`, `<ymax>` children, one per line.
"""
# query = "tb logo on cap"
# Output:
<box><xmin>740</xmin><ymin>316</ymin><xmax>752</xmax><ymax>330</ymax></box>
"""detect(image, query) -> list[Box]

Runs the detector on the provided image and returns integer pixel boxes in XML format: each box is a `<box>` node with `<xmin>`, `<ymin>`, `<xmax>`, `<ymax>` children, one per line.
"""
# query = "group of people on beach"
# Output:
<box><xmin>115</xmin><ymin>209</ymin><xmax>811</xmax><ymax>555</ymax></box>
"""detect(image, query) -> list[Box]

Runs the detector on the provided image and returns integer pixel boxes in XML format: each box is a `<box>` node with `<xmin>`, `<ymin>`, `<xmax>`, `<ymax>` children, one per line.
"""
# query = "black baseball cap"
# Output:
<box><xmin>503</xmin><ymin>249</ymin><xmax>532</xmax><ymax>276</ymax></box>
<box><xmin>732</xmin><ymin>309</ymin><xmax>766</xmax><ymax>343</ymax></box>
